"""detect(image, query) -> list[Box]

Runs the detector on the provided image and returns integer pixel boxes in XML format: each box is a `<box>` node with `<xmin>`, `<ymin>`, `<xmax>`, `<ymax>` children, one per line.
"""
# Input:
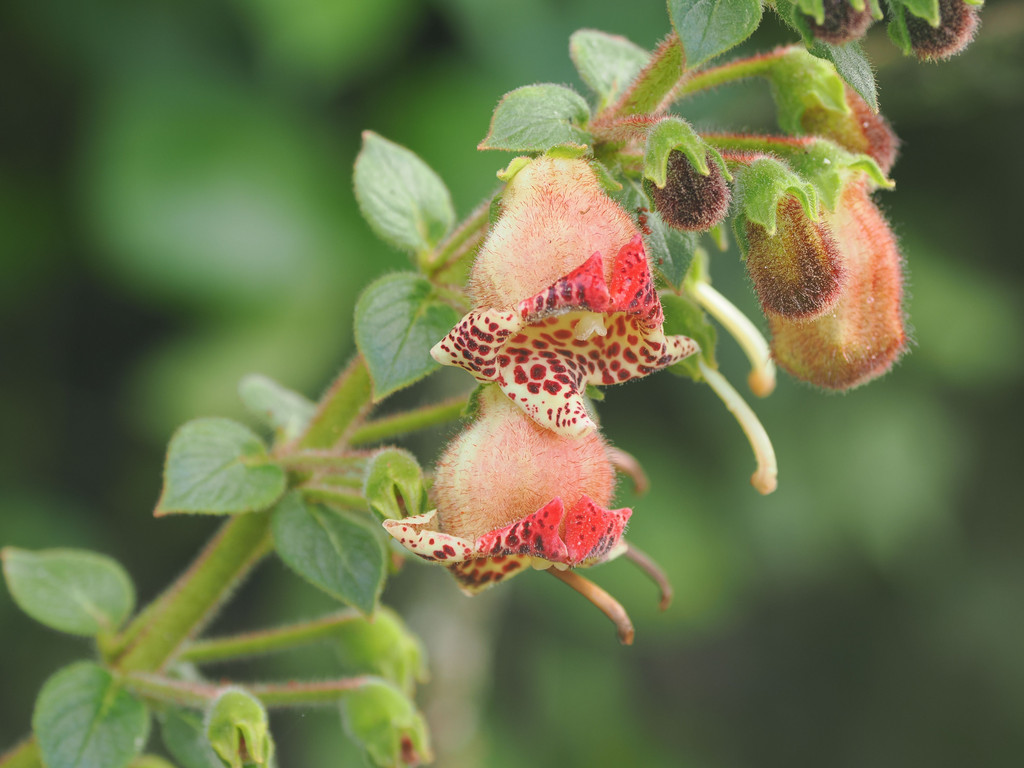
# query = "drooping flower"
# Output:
<box><xmin>799</xmin><ymin>84</ymin><xmax>900</xmax><ymax>175</ymax></box>
<box><xmin>905</xmin><ymin>0</ymin><xmax>979</xmax><ymax>61</ymax></box>
<box><xmin>382</xmin><ymin>386</ymin><xmax>631</xmax><ymax>594</ymax></box>
<box><xmin>432</xmin><ymin>156</ymin><xmax>698</xmax><ymax>437</ymax></box>
<box><xmin>801</xmin><ymin>0</ymin><xmax>876</xmax><ymax>45</ymax></box>
<box><xmin>645</xmin><ymin>149</ymin><xmax>732</xmax><ymax>232</ymax></box>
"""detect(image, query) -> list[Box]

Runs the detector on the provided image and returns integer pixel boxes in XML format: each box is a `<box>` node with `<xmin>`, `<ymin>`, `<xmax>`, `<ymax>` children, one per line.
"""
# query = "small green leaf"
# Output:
<box><xmin>896</xmin><ymin>0</ymin><xmax>940</xmax><ymax>25</ymax></box>
<box><xmin>478</xmin><ymin>84</ymin><xmax>592</xmax><ymax>152</ymax></box>
<box><xmin>238</xmin><ymin>373</ymin><xmax>315</xmax><ymax>443</ymax></box>
<box><xmin>159</xmin><ymin>708</ymin><xmax>220</xmax><ymax>768</ymax></box>
<box><xmin>569</xmin><ymin>29</ymin><xmax>650</xmax><ymax>108</ymax></box>
<box><xmin>157</xmin><ymin>418</ymin><xmax>286</xmax><ymax>516</ymax></box>
<box><xmin>354</xmin><ymin>272</ymin><xmax>460</xmax><ymax>401</ymax></box>
<box><xmin>643</xmin><ymin>117</ymin><xmax>710</xmax><ymax>187</ymax></box>
<box><xmin>363</xmin><ymin>448</ymin><xmax>426</xmax><ymax>521</ymax></box>
<box><xmin>2</xmin><ymin>548</ymin><xmax>135</xmax><ymax>636</ymax></box>
<box><xmin>669</xmin><ymin>0</ymin><xmax>763</xmax><ymax>69</ymax></box>
<box><xmin>205</xmin><ymin>688</ymin><xmax>273</xmax><ymax>768</ymax></box>
<box><xmin>763</xmin><ymin>48</ymin><xmax>848</xmax><ymax>135</ymax></box>
<box><xmin>340</xmin><ymin>679</ymin><xmax>432</xmax><ymax>768</ymax></box>
<box><xmin>272</xmin><ymin>492</ymin><xmax>385</xmax><ymax>615</ymax></box>
<box><xmin>808</xmin><ymin>41</ymin><xmax>878</xmax><ymax>112</ymax></box>
<box><xmin>793</xmin><ymin>0</ymin><xmax>826</xmax><ymax>24</ymax></box>
<box><xmin>354</xmin><ymin>132</ymin><xmax>454</xmax><ymax>254</ymax></box>
<box><xmin>733</xmin><ymin>158</ymin><xmax>818</xmax><ymax>235</ymax></box>
<box><xmin>780</xmin><ymin>139</ymin><xmax>891</xmax><ymax>210</ymax></box>
<box><xmin>33</xmin><ymin>662</ymin><xmax>150</xmax><ymax>768</ymax></box>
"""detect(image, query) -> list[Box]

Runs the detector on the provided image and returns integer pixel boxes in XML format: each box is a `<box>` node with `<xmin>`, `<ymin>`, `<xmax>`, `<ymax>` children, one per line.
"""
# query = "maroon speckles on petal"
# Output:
<box><xmin>563</xmin><ymin>496</ymin><xmax>632</xmax><ymax>565</ymax></box>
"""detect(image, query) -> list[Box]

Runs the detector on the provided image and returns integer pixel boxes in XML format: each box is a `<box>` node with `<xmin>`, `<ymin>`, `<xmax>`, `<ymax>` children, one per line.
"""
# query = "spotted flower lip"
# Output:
<box><xmin>431</xmin><ymin>234</ymin><xmax>698</xmax><ymax>436</ymax></box>
<box><xmin>383</xmin><ymin>496</ymin><xmax>631</xmax><ymax>595</ymax></box>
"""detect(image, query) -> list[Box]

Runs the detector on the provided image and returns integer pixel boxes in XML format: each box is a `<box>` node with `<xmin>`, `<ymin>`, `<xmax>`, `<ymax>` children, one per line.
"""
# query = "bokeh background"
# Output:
<box><xmin>2</xmin><ymin>0</ymin><xmax>1023</xmax><ymax>766</ymax></box>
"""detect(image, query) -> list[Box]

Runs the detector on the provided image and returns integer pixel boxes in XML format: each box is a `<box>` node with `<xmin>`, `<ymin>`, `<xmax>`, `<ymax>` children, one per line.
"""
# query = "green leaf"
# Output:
<box><xmin>354</xmin><ymin>272</ymin><xmax>460</xmax><ymax>401</ymax></box>
<box><xmin>569</xmin><ymin>29</ymin><xmax>651</xmax><ymax>108</ymax></box>
<box><xmin>159</xmin><ymin>708</ymin><xmax>220</xmax><ymax>768</ymax></box>
<box><xmin>643</xmin><ymin>117</ymin><xmax>710</xmax><ymax>187</ymax></box>
<box><xmin>780</xmin><ymin>139</ymin><xmax>891</xmax><ymax>210</ymax></box>
<box><xmin>157</xmin><ymin>418</ymin><xmax>286</xmax><ymax>516</ymax></box>
<box><xmin>896</xmin><ymin>0</ymin><xmax>940</xmax><ymax>25</ymax></box>
<box><xmin>733</xmin><ymin>158</ymin><xmax>818</xmax><ymax>235</ymax></box>
<box><xmin>2</xmin><ymin>548</ymin><xmax>135</xmax><ymax>636</ymax></box>
<box><xmin>238</xmin><ymin>373</ymin><xmax>315</xmax><ymax>443</ymax></box>
<box><xmin>334</xmin><ymin>607</ymin><xmax>427</xmax><ymax>695</ymax></box>
<box><xmin>669</xmin><ymin>0</ymin><xmax>763</xmax><ymax>69</ymax></box>
<box><xmin>478</xmin><ymin>84</ymin><xmax>592</xmax><ymax>152</ymax></box>
<box><xmin>33</xmin><ymin>662</ymin><xmax>151</xmax><ymax>768</ymax></box>
<box><xmin>363</xmin><ymin>448</ymin><xmax>426</xmax><ymax>521</ymax></box>
<box><xmin>354</xmin><ymin>131</ymin><xmax>454</xmax><ymax>254</ymax></box>
<box><xmin>340</xmin><ymin>679</ymin><xmax>432</xmax><ymax>768</ymax></box>
<box><xmin>808</xmin><ymin>41</ymin><xmax>878</xmax><ymax>112</ymax></box>
<box><xmin>763</xmin><ymin>48</ymin><xmax>848</xmax><ymax>135</ymax></box>
<box><xmin>272</xmin><ymin>492</ymin><xmax>385</xmax><ymax>615</ymax></box>
<box><xmin>129</xmin><ymin>756</ymin><xmax>178</xmax><ymax>768</ymax></box>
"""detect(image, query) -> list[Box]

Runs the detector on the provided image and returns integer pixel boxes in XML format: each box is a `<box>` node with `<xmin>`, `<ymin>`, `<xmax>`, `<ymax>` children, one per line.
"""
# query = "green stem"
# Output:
<box><xmin>703</xmin><ymin>132</ymin><xmax>813</xmax><ymax>156</ymax></box>
<box><xmin>428</xmin><ymin>198</ymin><xmax>491</xmax><ymax>277</ymax></box>
<box><xmin>672</xmin><ymin>49</ymin><xmax>787</xmax><ymax>100</ymax></box>
<box><xmin>298</xmin><ymin>356</ymin><xmax>374</xmax><ymax>450</ymax></box>
<box><xmin>349</xmin><ymin>395</ymin><xmax>468</xmax><ymax>446</ymax></box>
<box><xmin>0</xmin><ymin>738</ymin><xmax>40</xmax><ymax>768</ymax></box>
<box><xmin>113</xmin><ymin>512</ymin><xmax>273</xmax><ymax>673</ymax></box>
<box><xmin>275</xmin><ymin>450</ymin><xmax>370</xmax><ymax>474</ymax></box>
<box><xmin>125</xmin><ymin>673</ymin><xmax>372</xmax><ymax>709</ymax></box>
<box><xmin>297</xmin><ymin>484</ymin><xmax>366</xmax><ymax>510</ymax></box>
<box><xmin>180</xmin><ymin>610</ymin><xmax>362</xmax><ymax>664</ymax></box>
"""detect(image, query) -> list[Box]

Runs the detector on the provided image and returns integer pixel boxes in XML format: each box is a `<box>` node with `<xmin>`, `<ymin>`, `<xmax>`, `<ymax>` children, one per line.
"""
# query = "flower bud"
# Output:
<box><xmin>340</xmin><ymin>679</ymin><xmax>431</xmax><ymax>768</ymax></box>
<box><xmin>802</xmin><ymin>0</ymin><xmax>876</xmax><ymax>44</ymax></box>
<box><xmin>645</xmin><ymin>149</ymin><xmax>731</xmax><ymax>232</ymax></box>
<box><xmin>334</xmin><ymin>607</ymin><xmax>426</xmax><ymax>695</ymax></box>
<box><xmin>768</xmin><ymin>181</ymin><xmax>906</xmax><ymax>389</ymax></box>
<box><xmin>800</xmin><ymin>85</ymin><xmax>899</xmax><ymax>175</ymax></box>
<box><xmin>205</xmin><ymin>687</ymin><xmax>273</xmax><ymax>768</ymax></box>
<box><xmin>906</xmin><ymin>0</ymin><xmax>979</xmax><ymax>61</ymax></box>
<box><xmin>743</xmin><ymin>196</ymin><xmax>844</xmax><ymax>319</ymax></box>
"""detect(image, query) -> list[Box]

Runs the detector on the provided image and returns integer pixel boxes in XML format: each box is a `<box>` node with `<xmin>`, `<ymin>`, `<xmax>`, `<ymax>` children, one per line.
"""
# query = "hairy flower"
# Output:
<box><xmin>383</xmin><ymin>387</ymin><xmax>630</xmax><ymax>593</ymax></box>
<box><xmin>802</xmin><ymin>0</ymin><xmax>876</xmax><ymax>44</ymax></box>
<box><xmin>799</xmin><ymin>84</ymin><xmax>900</xmax><ymax>175</ymax></box>
<box><xmin>906</xmin><ymin>0</ymin><xmax>979</xmax><ymax>61</ymax></box>
<box><xmin>769</xmin><ymin>180</ymin><xmax>906</xmax><ymax>389</ymax></box>
<box><xmin>645</xmin><ymin>149</ymin><xmax>731</xmax><ymax>231</ymax></box>
<box><xmin>432</xmin><ymin>156</ymin><xmax>698</xmax><ymax>436</ymax></box>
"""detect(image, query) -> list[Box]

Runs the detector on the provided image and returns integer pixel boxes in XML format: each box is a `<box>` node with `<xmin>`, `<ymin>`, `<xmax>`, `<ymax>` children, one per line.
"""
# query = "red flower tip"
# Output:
<box><xmin>906</xmin><ymin>0</ymin><xmax>980</xmax><ymax>61</ymax></box>
<box><xmin>646</xmin><ymin>150</ymin><xmax>731</xmax><ymax>232</ymax></box>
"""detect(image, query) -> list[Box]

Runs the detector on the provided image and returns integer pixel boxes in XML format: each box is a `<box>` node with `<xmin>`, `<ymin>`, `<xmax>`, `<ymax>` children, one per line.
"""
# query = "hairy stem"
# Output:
<box><xmin>180</xmin><ymin>610</ymin><xmax>362</xmax><ymax>664</ymax></box>
<box><xmin>671</xmin><ymin>48</ymin><xmax>789</xmax><ymax>101</ymax></box>
<box><xmin>429</xmin><ymin>198</ymin><xmax>491</xmax><ymax>278</ymax></box>
<box><xmin>125</xmin><ymin>672</ymin><xmax>373</xmax><ymax>709</ymax></box>
<box><xmin>298</xmin><ymin>356</ymin><xmax>374</xmax><ymax>450</ymax></box>
<box><xmin>296</xmin><ymin>484</ymin><xmax>366</xmax><ymax>510</ymax></box>
<box><xmin>113</xmin><ymin>512</ymin><xmax>273</xmax><ymax>672</ymax></box>
<box><xmin>349</xmin><ymin>395</ymin><xmax>469</xmax><ymax>446</ymax></box>
<box><xmin>601</xmin><ymin>33</ymin><xmax>684</xmax><ymax>119</ymax></box>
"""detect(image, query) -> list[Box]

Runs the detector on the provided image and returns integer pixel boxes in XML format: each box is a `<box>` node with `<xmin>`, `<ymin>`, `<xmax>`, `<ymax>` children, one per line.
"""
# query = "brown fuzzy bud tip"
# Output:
<box><xmin>647</xmin><ymin>150</ymin><xmax>731</xmax><ymax>232</ymax></box>
<box><xmin>769</xmin><ymin>182</ymin><xmax>906</xmax><ymax>390</ymax></box>
<box><xmin>907</xmin><ymin>0</ymin><xmax>979</xmax><ymax>61</ymax></box>
<box><xmin>432</xmin><ymin>388</ymin><xmax>614</xmax><ymax>542</ymax></box>
<box><xmin>744</xmin><ymin>196</ymin><xmax>845</xmax><ymax>320</ymax></box>
<box><xmin>800</xmin><ymin>85</ymin><xmax>900</xmax><ymax>175</ymax></box>
<box><xmin>804</xmin><ymin>0</ymin><xmax>876</xmax><ymax>44</ymax></box>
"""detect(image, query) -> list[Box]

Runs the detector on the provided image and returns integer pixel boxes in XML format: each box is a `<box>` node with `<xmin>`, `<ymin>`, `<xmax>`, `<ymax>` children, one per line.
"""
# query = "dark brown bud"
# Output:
<box><xmin>768</xmin><ymin>181</ymin><xmax>906</xmax><ymax>390</ymax></box>
<box><xmin>744</xmin><ymin>196</ymin><xmax>845</xmax><ymax>319</ymax></box>
<box><xmin>803</xmin><ymin>0</ymin><xmax>876</xmax><ymax>45</ymax></box>
<box><xmin>906</xmin><ymin>0</ymin><xmax>979</xmax><ymax>61</ymax></box>
<box><xmin>646</xmin><ymin>150</ymin><xmax>731</xmax><ymax>232</ymax></box>
<box><xmin>800</xmin><ymin>84</ymin><xmax>900</xmax><ymax>175</ymax></box>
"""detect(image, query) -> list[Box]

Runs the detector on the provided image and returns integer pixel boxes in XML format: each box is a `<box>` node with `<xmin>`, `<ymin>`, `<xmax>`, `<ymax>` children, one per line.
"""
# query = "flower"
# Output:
<box><xmin>382</xmin><ymin>386</ymin><xmax>631</xmax><ymax>594</ymax></box>
<box><xmin>431</xmin><ymin>156</ymin><xmax>698</xmax><ymax>437</ymax></box>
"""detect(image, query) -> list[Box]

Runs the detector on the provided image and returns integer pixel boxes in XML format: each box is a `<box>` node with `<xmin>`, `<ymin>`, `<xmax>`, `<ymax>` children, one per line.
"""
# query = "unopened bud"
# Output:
<box><xmin>906</xmin><ymin>0</ymin><xmax>979</xmax><ymax>61</ymax></box>
<box><xmin>646</xmin><ymin>150</ymin><xmax>731</xmax><ymax>232</ymax></box>
<box><xmin>743</xmin><ymin>196</ymin><xmax>844</xmax><ymax>320</ymax></box>
<box><xmin>205</xmin><ymin>687</ymin><xmax>273</xmax><ymax>768</ymax></box>
<box><xmin>769</xmin><ymin>181</ymin><xmax>906</xmax><ymax>389</ymax></box>
<box><xmin>335</xmin><ymin>607</ymin><xmax>426</xmax><ymax>695</ymax></box>
<box><xmin>803</xmin><ymin>0</ymin><xmax>876</xmax><ymax>44</ymax></box>
<box><xmin>340</xmin><ymin>679</ymin><xmax>432</xmax><ymax>767</ymax></box>
<box><xmin>800</xmin><ymin>84</ymin><xmax>900</xmax><ymax>175</ymax></box>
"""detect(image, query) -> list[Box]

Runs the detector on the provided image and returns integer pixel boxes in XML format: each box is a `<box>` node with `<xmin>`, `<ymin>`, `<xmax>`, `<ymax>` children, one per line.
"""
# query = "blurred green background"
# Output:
<box><xmin>2</xmin><ymin>0</ymin><xmax>1023</xmax><ymax>766</ymax></box>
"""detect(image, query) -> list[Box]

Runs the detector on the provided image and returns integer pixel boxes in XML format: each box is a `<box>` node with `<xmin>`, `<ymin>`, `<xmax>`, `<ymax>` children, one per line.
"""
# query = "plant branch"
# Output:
<box><xmin>125</xmin><ymin>672</ymin><xmax>373</xmax><ymax>709</ymax></box>
<box><xmin>671</xmin><ymin>48</ymin><xmax>789</xmax><ymax>101</ymax></box>
<box><xmin>298</xmin><ymin>356</ymin><xmax>374</xmax><ymax>450</ymax></box>
<box><xmin>348</xmin><ymin>395</ymin><xmax>469</xmax><ymax>446</ymax></box>
<box><xmin>297</xmin><ymin>484</ymin><xmax>367</xmax><ymax>510</ymax></box>
<box><xmin>428</xmin><ymin>197</ymin><xmax>491</xmax><ymax>278</ymax></box>
<box><xmin>180</xmin><ymin>610</ymin><xmax>362</xmax><ymax>664</ymax></box>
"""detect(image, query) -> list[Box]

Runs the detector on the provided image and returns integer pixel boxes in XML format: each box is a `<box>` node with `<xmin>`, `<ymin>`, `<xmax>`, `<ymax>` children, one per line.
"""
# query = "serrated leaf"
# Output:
<box><xmin>733</xmin><ymin>158</ymin><xmax>818</xmax><ymax>234</ymax></box>
<box><xmin>159</xmin><ymin>708</ymin><xmax>220</xmax><ymax>768</ymax></box>
<box><xmin>479</xmin><ymin>84</ymin><xmax>592</xmax><ymax>152</ymax></box>
<box><xmin>272</xmin><ymin>492</ymin><xmax>385</xmax><ymax>615</ymax></box>
<box><xmin>363</xmin><ymin>448</ymin><xmax>426</xmax><ymax>521</ymax></box>
<box><xmin>643</xmin><ymin>117</ymin><xmax>709</xmax><ymax>187</ymax></box>
<box><xmin>808</xmin><ymin>41</ymin><xmax>878</xmax><ymax>112</ymax></box>
<box><xmin>157</xmin><ymin>418</ymin><xmax>286</xmax><ymax>516</ymax></box>
<box><xmin>569</xmin><ymin>29</ymin><xmax>650</xmax><ymax>108</ymax></box>
<box><xmin>354</xmin><ymin>132</ymin><xmax>454</xmax><ymax>254</ymax></box>
<box><xmin>354</xmin><ymin>272</ymin><xmax>460</xmax><ymax>401</ymax></box>
<box><xmin>2</xmin><ymin>548</ymin><xmax>135</xmax><ymax>636</ymax></box>
<box><xmin>669</xmin><ymin>0</ymin><xmax>763</xmax><ymax>69</ymax></box>
<box><xmin>238</xmin><ymin>373</ymin><xmax>315</xmax><ymax>443</ymax></box>
<box><xmin>33</xmin><ymin>662</ymin><xmax>150</xmax><ymax>768</ymax></box>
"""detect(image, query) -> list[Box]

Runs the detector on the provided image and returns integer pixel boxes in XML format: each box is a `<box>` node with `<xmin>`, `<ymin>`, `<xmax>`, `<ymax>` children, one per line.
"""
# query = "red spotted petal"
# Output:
<box><xmin>381</xmin><ymin>511</ymin><xmax>475</xmax><ymax>562</ymax></box>
<box><xmin>475</xmin><ymin>498</ymin><xmax>569</xmax><ymax>562</ymax></box>
<box><xmin>563</xmin><ymin>495</ymin><xmax>632</xmax><ymax>565</ymax></box>
<box><xmin>608</xmin><ymin>235</ymin><xmax>663</xmax><ymax>326</ymax></box>
<box><xmin>518</xmin><ymin>252</ymin><xmax>611</xmax><ymax>320</ymax></box>
<box><xmin>447</xmin><ymin>555</ymin><xmax>531</xmax><ymax>595</ymax></box>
